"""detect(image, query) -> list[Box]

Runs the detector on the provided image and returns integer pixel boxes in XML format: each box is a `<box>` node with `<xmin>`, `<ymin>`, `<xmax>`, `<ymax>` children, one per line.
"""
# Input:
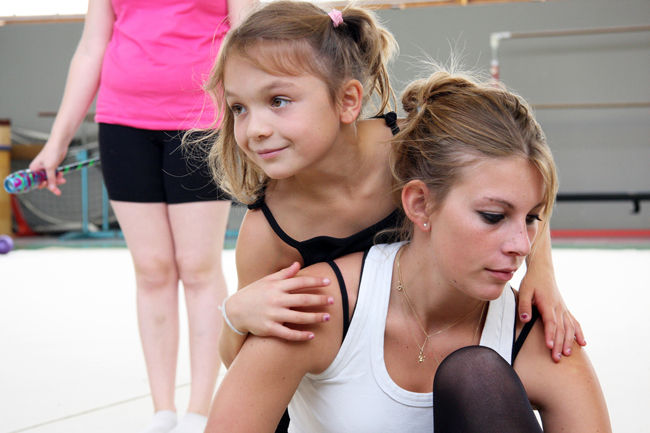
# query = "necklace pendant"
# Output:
<box><xmin>418</xmin><ymin>351</ymin><xmax>426</xmax><ymax>363</ymax></box>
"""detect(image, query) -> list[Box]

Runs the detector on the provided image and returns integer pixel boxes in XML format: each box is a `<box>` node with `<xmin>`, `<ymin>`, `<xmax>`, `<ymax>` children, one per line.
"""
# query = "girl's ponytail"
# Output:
<box><xmin>335</xmin><ymin>6</ymin><xmax>398</xmax><ymax>114</ymax></box>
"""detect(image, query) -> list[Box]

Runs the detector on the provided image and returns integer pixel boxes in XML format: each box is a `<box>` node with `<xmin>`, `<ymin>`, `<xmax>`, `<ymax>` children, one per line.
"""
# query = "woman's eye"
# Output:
<box><xmin>271</xmin><ymin>97</ymin><xmax>290</xmax><ymax>108</ymax></box>
<box><xmin>478</xmin><ymin>212</ymin><xmax>505</xmax><ymax>224</ymax></box>
<box><xmin>526</xmin><ymin>214</ymin><xmax>543</xmax><ymax>225</ymax></box>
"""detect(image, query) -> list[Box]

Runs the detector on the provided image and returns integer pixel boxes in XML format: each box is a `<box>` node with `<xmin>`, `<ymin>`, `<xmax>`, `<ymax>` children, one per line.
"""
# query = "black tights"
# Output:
<box><xmin>433</xmin><ymin>346</ymin><xmax>543</xmax><ymax>433</ymax></box>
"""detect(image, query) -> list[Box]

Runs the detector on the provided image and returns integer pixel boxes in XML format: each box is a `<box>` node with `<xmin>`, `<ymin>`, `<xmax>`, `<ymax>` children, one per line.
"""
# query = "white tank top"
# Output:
<box><xmin>288</xmin><ymin>242</ymin><xmax>517</xmax><ymax>433</ymax></box>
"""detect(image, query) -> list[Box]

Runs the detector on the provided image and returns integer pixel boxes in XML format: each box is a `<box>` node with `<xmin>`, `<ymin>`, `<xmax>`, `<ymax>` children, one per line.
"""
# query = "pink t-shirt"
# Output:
<box><xmin>95</xmin><ymin>0</ymin><xmax>229</xmax><ymax>130</ymax></box>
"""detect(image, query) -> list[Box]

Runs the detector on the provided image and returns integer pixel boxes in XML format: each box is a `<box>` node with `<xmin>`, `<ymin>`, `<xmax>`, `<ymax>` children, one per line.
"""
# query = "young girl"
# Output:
<box><xmin>206</xmin><ymin>70</ymin><xmax>611</xmax><ymax>433</ymax></box>
<box><xmin>205</xmin><ymin>0</ymin><xmax>582</xmax><ymax>369</ymax></box>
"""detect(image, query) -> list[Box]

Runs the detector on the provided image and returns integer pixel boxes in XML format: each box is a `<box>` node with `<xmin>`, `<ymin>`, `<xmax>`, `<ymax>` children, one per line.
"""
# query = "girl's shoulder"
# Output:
<box><xmin>236</xmin><ymin>207</ymin><xmax>303</xmax><ymax>286</ymax></box>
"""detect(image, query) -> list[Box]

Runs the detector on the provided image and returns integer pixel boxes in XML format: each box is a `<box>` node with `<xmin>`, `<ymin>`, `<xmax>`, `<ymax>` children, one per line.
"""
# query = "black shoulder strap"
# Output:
<box><xmin>247</xmin><ymin>195</ymin><xmax>265</xmax><ymax>210</ymax></box>
<box><xmin>512</xmin><ymin>307</ymin><xmax>540</xmax><ymax>362</ymax></box>
<box><xmin>372</xmin><ymin>111</ymin><xmax>400</xmax><ymax>136</ymax></box>
<box><xmin>326</xmin><ymin>260</ymin><xmax>350</xmax><ymax>342</ymax></box>
<box><xmin>383</xmin><ymin>111</ymin><xmax>400</xmax><ymax>135</ymax></box>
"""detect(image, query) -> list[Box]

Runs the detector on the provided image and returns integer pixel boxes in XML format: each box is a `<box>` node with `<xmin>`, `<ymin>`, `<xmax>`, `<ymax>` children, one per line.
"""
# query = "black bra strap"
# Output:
<box><xmin>326</xmin><ymin>260</ymin><xmax>350</xmax><ymax>341</ymax></box>
<box><xmin>512</xmin><ymin>307</ymin><xmax>540</xmax><ymax>362</ymax></box>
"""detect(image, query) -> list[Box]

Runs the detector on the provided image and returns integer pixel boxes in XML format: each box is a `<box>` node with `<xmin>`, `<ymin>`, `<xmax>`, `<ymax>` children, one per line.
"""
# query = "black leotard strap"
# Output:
<box><xmin>383</xmin><ymin>111</ymin><xmax>400</xmax><ymax>135</ymax></box>
<box><xmin>512</xmin><ymin>307</ymin><xmax>540</xmax><ymax>362</ymax></box>
<box><xmin>326</xmin><ymin>260</ymin><xmax>350</xmax><ymax>341</ymax></box>
<box><xmin>373</xmin><ymin>111</ymin><xmax>400</xmax><ymax>135</ymax></box>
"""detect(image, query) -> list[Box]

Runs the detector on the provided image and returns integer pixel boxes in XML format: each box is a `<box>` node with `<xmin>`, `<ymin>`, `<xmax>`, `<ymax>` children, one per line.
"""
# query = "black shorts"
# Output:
<box><xmin>98</xmin><ymin>123</ymin><xmax>228</xmax><ymax>203</ymax></box>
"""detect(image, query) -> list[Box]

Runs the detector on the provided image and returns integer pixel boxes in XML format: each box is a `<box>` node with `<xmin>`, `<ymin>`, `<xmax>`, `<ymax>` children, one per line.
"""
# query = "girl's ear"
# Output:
<box><xmin>401</xmin><ymin>180</ymin><xmax>433</xmax><ymax>231</ymax></box>
<box><xmin>339</xmin><ymin>79</ymin><xmax>363</xmax><ymax>124</ymax></box>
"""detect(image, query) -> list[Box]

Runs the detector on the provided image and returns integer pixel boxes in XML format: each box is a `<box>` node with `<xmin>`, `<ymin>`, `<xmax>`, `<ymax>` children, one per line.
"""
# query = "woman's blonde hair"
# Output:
<box><xmin>390</xmin><ymin>70</ymin><xmax>558</xmax><ymax>240</ymax></box>
<box><xmin>203</xmin><ymin>0</ymin><xmax>398</xmax><ymax>204</ymax></box>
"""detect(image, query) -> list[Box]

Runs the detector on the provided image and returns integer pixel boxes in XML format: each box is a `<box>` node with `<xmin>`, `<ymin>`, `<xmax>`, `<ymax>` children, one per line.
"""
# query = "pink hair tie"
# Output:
<box><xmin>328</xmin><ymin>9</ymin><xmax>343</xmax><ymax>28</ymax></box>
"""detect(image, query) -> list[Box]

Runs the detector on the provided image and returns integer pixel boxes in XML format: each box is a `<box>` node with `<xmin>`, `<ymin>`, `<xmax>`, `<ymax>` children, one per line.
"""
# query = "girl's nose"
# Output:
<box><xmin>247</xmin><ymin>111</ymin><xmax>272</xmax><ymax>141</ymax></box>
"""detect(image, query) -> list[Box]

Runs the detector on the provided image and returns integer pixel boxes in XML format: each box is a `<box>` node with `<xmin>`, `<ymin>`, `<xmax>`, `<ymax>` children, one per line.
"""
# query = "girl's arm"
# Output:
<box><xmin>218</xmin><ymin>209</ymin><xmax>333</xmax><ymax>367</ymax></box>
<box><xmin>227</xmin><ymin>0</ymin><xmax>256</xmax><ymax>28</ymax></box>
<box><xmin>209</xmin><ymin>263</ymin><xmax>343</xmax><ymax>432</ymax></box>
<box><xmin>29</xmin><ymin>0</ymin><xmax>114</xmax><ymax>195</ymax></box>
<box><xmin>519</xmin><ymin>223</ymin><xmax>586</xmax><ymax>362</ymax></box>
<box><xmin>515</xmin><ymin>320</ymin><xmax>611</xmax><ymax>432</ymax></box>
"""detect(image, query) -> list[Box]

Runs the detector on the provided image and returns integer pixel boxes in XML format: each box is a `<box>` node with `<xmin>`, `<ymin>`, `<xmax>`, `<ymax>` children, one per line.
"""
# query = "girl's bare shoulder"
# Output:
<box><xmin>236</xmin><ymin>208</ymin><xmax>303</xmax><ymax>287</ymax></box>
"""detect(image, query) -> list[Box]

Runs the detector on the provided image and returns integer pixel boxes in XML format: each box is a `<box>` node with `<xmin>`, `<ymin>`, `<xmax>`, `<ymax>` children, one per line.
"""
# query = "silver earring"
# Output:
<box><xmin>423</xmin><ymin>223</ymin><xmax>428</xmax><ymax>229</ymax></box>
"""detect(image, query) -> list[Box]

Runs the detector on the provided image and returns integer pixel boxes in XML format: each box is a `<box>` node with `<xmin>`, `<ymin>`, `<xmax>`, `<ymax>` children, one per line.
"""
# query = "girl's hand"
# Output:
<box><xmin>225</xmin><ymin>262</ymin><xmax>334</xmax><ymax>341</ymax></box>
<box><xmin>518</xmin><ymin>273</ymin><xmax>587</xmax><ymax>363</ymax></box>
<box><xmin>28</xmin><ymin>143</ymin><xmax>68</xmax><ymax>196</ymax></box>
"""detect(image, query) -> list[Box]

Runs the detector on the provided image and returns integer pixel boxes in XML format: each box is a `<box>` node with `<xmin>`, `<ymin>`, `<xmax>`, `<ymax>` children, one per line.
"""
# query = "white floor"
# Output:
<box><xmin>1</xmin><ymin>246</ymin><xmax>648</xmax><ymax>432</ymax></box>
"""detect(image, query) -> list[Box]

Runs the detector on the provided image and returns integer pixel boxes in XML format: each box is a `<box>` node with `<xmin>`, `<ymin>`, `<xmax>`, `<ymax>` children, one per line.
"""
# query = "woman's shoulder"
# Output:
<box><xmin>513</xmin><ymin>316</ymin><xmax>610</xmax><ymax>430</ymax></box>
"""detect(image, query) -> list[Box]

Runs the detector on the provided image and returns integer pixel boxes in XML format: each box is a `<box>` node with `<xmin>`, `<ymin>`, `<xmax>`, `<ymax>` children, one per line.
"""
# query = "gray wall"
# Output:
<box><xmin>1</xmin><ymin>0</ymin><xmax>649</xmax><ymax>230</ymax></box>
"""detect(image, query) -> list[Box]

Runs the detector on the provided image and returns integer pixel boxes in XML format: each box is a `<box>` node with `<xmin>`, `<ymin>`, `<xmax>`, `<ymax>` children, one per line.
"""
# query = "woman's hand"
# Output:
<box><xmin>225</xmin><ymin>262</ymin><xmax>334</xmax><ymax>341</ymax></box>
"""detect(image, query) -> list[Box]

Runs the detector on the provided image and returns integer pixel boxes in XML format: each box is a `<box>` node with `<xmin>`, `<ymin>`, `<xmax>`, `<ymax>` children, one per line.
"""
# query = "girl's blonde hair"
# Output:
<box><xmin>390</xmin><ymin>70</ymin><xmax>558</xmax><ymax>240</ymax></box>
<box><xmin>205</xmin><ymin>0</ymin><xmax>398</xmax><ymax>204</ymax></box>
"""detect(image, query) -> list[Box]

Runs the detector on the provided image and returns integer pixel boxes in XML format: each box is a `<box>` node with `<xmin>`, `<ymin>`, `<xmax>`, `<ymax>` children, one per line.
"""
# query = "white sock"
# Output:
<box><xmin>140</xmin><ymin>410</ymin><xmax>177</xmax><ymax>433</ymax></box>
<box><xmin>170</xmin><ymin>413</ymin><xmax>208</xmax><ymax>433</ymax></box>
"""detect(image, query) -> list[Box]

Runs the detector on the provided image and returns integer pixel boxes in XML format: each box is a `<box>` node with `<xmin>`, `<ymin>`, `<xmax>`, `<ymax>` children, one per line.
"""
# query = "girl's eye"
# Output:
<box><xmin>526</xmin><ymin>214</ymin><xmax>543</xmax><ymax>225</ymax></box>
<box><xmin>230</xmin><ymin>104</ymin><xmax>246</xmax><ymax>116</ymax></box>
<box><xmin>478</xmin><ymin>212</ymin><xmax>504</xmax><ymax>225</ymax></box>
<box><xmin>271</xmin><ymin>97</ymin><xmax>290</xmax><ymax>108</ymax></box>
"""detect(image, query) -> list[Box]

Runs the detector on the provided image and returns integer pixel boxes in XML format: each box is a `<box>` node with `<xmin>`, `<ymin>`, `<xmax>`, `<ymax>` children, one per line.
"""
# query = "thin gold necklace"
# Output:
<box><xmin>395</xmin><ymin>246</ymin><xmax>486</xmax><ymax>363</ymax></box>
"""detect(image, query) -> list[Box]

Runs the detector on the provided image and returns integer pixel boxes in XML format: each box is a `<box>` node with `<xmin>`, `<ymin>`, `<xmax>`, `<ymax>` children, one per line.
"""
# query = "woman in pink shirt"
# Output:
<box><xmin>28</xmin><ymin>1</ymin><xmax>254</xmax><ymax>432</ymax></box>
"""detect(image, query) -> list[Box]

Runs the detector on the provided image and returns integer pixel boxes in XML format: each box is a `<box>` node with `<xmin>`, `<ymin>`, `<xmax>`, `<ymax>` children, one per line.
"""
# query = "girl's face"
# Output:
<box><xmin>223</xmin><ymin>54</ymin><xmax>342</xmax><ymax>180</ymax></box>
<box><xmin>426</xmin><ymin>156</ymin><xmax>545</xmax><ymax>301</ymax></box>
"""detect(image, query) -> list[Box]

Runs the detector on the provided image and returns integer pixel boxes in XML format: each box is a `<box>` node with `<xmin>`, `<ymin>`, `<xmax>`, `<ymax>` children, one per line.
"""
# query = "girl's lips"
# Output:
<box><xmin>257</xmin><ymin>147</ymin><xmax>285</xmax><ymax>160</ymax></box>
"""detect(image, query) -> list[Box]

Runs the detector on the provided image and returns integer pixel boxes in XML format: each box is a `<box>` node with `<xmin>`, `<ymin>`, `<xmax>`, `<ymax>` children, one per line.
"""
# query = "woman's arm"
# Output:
<box><xmin>218</xmin><ymin>209</ymin><xmax>333</xmax><ymax>367</ymax></box>
<box><xmin>515</xmin><ymin>319</ymin><xmax>611</xmax><ymax>432</ymax></box>
<box><xmin>519</xmin><ymin>223</ymin><xmax>586</xmax><ymax>362</ymax></box>
<box><xmin>29</xmin><ymin>0</ymin><xmax>114</xmax><ymax>195</ymax></box>
<box><xmin>209</xmin><ymin>263</ymin><xmax>343</xmax><ymax>432</ymax></box>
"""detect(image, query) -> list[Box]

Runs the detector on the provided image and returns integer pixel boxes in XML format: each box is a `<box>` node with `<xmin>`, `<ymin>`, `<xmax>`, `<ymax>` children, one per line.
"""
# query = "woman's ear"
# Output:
<box><xmin>339</xmin><ymin>79</ymin><xmax>363</xmax><ymax>124</ymax></box>
<box><xmin>402</xmin><ymin>180</ymin><xmax>433</xmax><ymax>231</ymax></box>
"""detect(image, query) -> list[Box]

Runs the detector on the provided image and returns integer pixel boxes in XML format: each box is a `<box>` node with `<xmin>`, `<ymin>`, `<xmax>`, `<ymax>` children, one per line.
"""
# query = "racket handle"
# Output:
<box><xmin>4</xmin><ymin>169</ymin><xmax>48</xmax><ymax>194</ymax></box>
<box><xmin>3</xmin><ymin>157</ymin><xmax>100</xmax><ymax>194</ymax></box>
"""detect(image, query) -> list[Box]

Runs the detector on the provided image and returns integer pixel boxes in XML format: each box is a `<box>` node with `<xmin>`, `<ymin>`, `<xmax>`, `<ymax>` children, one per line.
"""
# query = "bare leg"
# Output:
<box><xmin>112</xmin><ymin>201</ymin><xmax>180</xmax><ymax>413</ymax></box>
<box><xmin>168</xmin><ymin>200</ymin><xmax>231</xmax><ymax>416</ymax></box>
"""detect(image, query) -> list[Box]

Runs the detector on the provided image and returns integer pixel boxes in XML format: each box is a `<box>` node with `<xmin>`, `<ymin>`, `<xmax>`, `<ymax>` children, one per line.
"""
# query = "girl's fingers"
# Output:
<box><xmin>281</xmin><ymin>293</ymin><xmax>333</xmax><ymax>309</ymax></box>
<box><xmin>517</xmin><ymin>290</ymin><xmax>533</xmax><ymax>323</ymax></box>
<box><xmin>273</xmin><ymin>261</ymin><xmax>302</xmax><ymax>279</ymax></box>
<box><xmin>562</xmin><ymin>314</ymin><xmax>575</xmax><ymax>356</ymax></box>
<box><xmin>266</xmin><ymin>323</ymin><xmax>315</xmax><ymax>342</ymax></box>
<box><xmin>574</xmin><ymin>317</ymin><xmax>587</xmax><ymax>347</ymax></box>
<box><xmin>56</xmin><ymin>172</ymin><xmax>67</xmax><ymax>185</ymax></box>
<box><xmin>540</xmin><ymin>309</ymin><xmax>557</xmax><ymax>351</ymax></box>
<box><xmin>45</xmin><ymin>167</ymin><xmax>60</xmax><ymax>195</ymax></box>
<box><xmin>551</xmin><ymin>316</ymin><xmax>565</xmax><ymax>362</ymax></box>
<box><xmin>282</xmin><ymin>310</ymin><xmax>331</xmax><ymax>326</ymax></box>
<box><xmin>277</xmin><ymin>276</ymin><xmax>331</xmax><ymax>293</ymax></box>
